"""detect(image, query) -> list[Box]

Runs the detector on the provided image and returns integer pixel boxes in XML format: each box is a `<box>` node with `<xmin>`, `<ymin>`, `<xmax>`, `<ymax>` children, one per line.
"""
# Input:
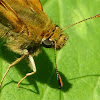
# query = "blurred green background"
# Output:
<box><xmin>0</xmin><ymin>0</ymin><xmax>100</xmax><ymax>100</ymax></box>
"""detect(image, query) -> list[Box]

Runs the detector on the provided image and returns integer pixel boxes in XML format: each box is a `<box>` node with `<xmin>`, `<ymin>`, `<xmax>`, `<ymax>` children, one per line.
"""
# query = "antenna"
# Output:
<box><xmin>54</xmin><ymin>40</ymin><xmax>63</xmax><ymax>89</ymax></box>
<box><xmin>62</xmin><ymin>14</ymin><xmax>100</xmax><ymax>30</ymax></box>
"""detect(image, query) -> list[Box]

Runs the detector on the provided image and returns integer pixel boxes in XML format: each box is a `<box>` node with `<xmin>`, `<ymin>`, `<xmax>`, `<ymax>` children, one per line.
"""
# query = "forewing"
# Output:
<box><xmin>0</xmin><ymin>0</ymin><xmax>48</xmax><ymax>34</ymax></box>
<box><xmin>32</xmin><ymin>0</ymin><xmax>43</xmax><ymax>11</ymax></box>
<box><xmin>0</xmin><ymin>0</ymin><xmax>24</xmax><ymax>32</ymax></box>
<box><xmin>17</xmin><ymin>0</ymin><xmax>43</xmax><ymax>11</ymax></box>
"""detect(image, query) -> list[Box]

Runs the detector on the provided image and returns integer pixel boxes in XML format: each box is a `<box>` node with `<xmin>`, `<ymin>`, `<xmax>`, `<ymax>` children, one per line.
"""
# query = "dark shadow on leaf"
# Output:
<box><xmin>0</xmin><ymin>44</ymin><xmax>71</xmax><ymax>93</ymax></box>
<box><xmin>0</xmin><ymin>80</ymin><xmax>38</xmax><ymax>93</ymax></box>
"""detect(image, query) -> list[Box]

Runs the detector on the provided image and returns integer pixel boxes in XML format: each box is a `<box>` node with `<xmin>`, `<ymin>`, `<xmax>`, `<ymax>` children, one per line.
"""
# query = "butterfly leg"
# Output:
<box><xmin>17</xmin><ymin>55</ymin><xmax>36</xmax><ymax>89</ymax></box>
<box><xmin>0</xmin><ymin>49</ymin><xmax>29</xmax><ymax>88</ymax></box>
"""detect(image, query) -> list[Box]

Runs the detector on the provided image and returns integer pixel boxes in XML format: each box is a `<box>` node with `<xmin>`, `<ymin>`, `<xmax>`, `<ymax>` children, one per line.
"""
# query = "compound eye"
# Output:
<box><xmin>42</xmin><ymin>39</ymin><xmax>54</xmax><ymax>48</ymax></box>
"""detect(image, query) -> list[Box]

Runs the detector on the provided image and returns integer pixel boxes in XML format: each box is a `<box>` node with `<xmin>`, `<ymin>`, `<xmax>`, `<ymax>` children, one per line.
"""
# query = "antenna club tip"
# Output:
<box><xmin>57</xmin><ymin>74</ymin><xmax>63</xmax><ymax>88</ymax></box>
<box><xmin>98</xmin><ymin>14</ymin><xmax>100</xmax><ymax>17</ymax></box>
<box><xmin>95</xmin><ymin>14</ymin><xmax>100</xmax><ymax>17</ymax></box>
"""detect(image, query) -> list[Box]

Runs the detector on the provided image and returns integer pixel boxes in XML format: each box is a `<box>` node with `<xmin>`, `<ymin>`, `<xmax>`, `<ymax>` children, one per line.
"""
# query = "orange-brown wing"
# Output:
<box><xmin>0</xmin><ymin>0</ymin><xmax>49</xmax><ymax>38</ymax></box>
<box><xmin>0</xmin><ymin>0</ymin><xmax>48</xmax><ymax>29</ymax></box>
<box><xmin>0</xmin><ymin>0</ymin><xmax>24</xmax><ymax>32</ymax></box>
<box><xmin>13</xmin><ymin>0</ymin><xmax>43</xmax><ymax>14</ymax></box>
<box><xmin>32</xmin><ymin>0</ymin><xmax>43</xmax><ymax>11</ymax></box>
<box><xmin>16</xmin><ymin>0</ymin><xmax>43</xmax><ymax>11</ymax></box>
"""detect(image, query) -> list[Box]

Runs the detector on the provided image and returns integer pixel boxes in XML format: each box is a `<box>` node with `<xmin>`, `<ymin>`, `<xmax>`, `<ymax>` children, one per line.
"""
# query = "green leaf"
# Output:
<box><xmin>0</xmin><ymin>0</ymin><xmax>100</xmax><ymax>100</ymax></box>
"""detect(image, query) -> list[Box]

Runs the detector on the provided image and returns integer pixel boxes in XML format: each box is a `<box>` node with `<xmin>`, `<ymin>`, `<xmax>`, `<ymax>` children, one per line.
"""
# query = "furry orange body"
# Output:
<box><xmin>0</xmin><ymin>0</ymin><xmax>67</xmax><ymax>88</ymax></box>
<box><xmin>0</xmin><ymin>0</ymin><xmax>67</xmax><ymax>56</ymax></box>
